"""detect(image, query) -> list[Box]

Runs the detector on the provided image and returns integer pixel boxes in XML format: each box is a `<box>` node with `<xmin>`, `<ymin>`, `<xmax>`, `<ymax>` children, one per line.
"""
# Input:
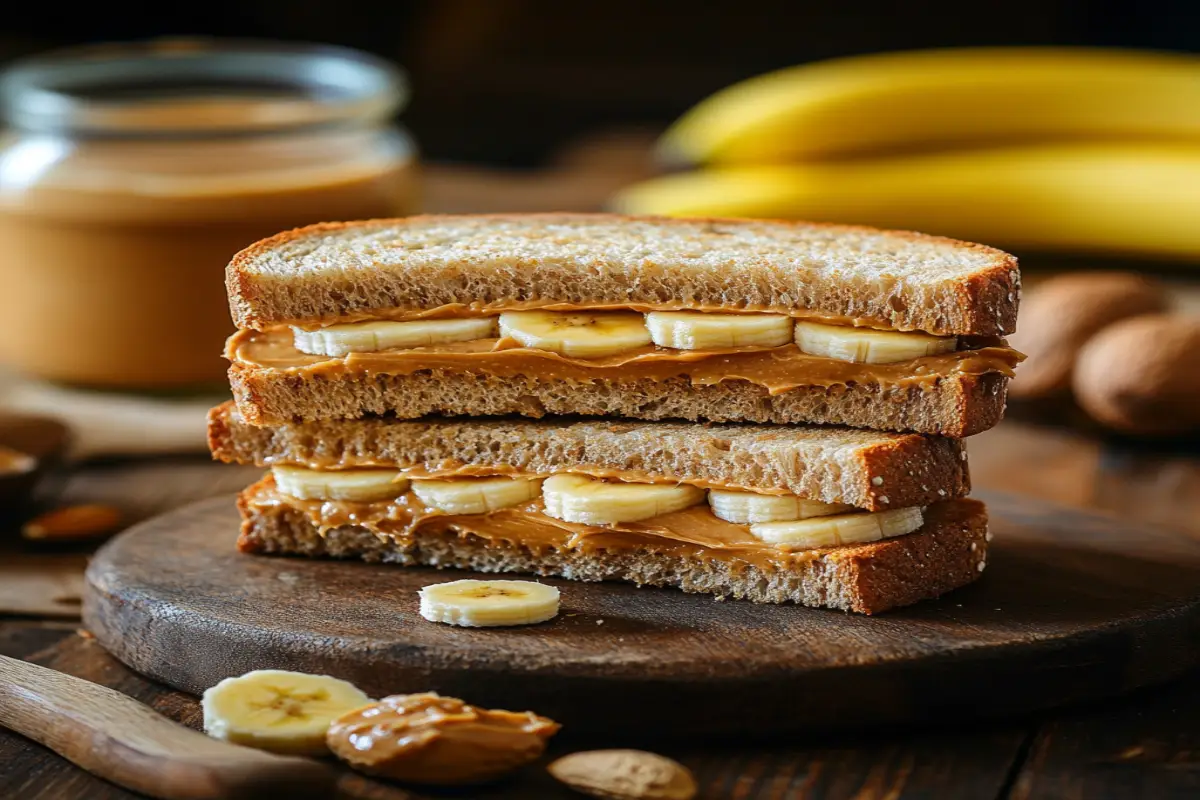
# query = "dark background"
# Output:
<box><xmin>3</xmin><ymin>0</ymin><xmax>1198</xmax><ymax>165</ymax></box>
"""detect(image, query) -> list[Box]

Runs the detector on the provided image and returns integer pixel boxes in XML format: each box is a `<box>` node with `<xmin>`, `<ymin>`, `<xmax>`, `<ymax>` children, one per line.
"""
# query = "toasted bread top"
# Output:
<box><xmin>226</xmin><ymin>213</ymin><xmax>1019</xmax><ymax>335</ymax></box>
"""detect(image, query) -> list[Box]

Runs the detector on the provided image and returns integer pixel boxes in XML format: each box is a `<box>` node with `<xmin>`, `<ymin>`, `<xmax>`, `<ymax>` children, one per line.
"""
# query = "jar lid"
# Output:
<box><xmin>0</xmin><ymin>38</ymin><xmax>408</xmax><ymax>136</ymax></box>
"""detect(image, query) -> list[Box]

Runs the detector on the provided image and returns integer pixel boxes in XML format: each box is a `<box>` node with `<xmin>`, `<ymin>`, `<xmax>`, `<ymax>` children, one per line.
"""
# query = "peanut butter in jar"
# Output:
<box><xmin>0</xmin><ymin>41</ymin><xmax>418</xmax><ymax>388</ymax></box>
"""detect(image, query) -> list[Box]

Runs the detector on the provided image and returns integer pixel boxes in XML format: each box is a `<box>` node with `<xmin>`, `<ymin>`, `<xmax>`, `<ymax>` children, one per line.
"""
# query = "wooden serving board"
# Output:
<box><xmin>82</xmin><ymin>491</ymin><xmax>1200</xmax><ymax>737</ymax></box>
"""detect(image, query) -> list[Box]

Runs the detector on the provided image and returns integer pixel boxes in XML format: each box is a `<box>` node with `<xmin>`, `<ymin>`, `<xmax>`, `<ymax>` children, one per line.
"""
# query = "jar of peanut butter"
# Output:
<box><xmin>0</xmin><ymin>40</ymin><xmax>417</xmax><ymax>388</ymax></box>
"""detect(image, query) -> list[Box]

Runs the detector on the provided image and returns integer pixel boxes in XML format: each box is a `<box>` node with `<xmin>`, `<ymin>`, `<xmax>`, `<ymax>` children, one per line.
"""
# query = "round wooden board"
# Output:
<box><xmin>84</xmin><ymin>491</ymin><xmax>1200</xmax><ymax>737</ymax></box>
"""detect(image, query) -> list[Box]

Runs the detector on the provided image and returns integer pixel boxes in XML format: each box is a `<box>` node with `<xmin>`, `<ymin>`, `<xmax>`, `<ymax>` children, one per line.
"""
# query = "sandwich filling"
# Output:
<box><xmin>229</xmin><ymin>308</ymin><xmax>1022</xmax><ymax>392</ymax></box>
<box><xmin>250</xmin><ymin>465</ymin><xmax>969</xmax><ymax>572</ymax></box>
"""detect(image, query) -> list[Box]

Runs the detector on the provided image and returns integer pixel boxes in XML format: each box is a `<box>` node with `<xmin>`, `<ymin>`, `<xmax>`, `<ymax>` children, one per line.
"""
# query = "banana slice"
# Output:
<box><xmin>750</xmin><ymin>507</ymin><xmax>924</xmax><ymax>551</ymax></box>
<box><xmin>272</xmin><ymin>465</ymin><xmax>408</xmax><ymax>502</ymax></box>
<box><xmin>498</xmin><ymin>311</ymin><xmax>652</xmax><ymax>358</ymax></box>
<box><xmin>542</xmin><ymin>473</ymin><xmax>705</xmax><ymax>525</ymax></box>
<box><xmin>202</xmin><ymin>669</ymin><xmax>371</xmax><ymax>756</ymax></box>
<box><xmin>412</xmin><ymin>476</ymin><xmax>543</xmax><ymax>515</ymax></box>
<box><xmin>645</xmin><ymin>311</ymin><xmax>793</xmax><ymax>349</ymax></box>
<box><xmin>419</xmin><ymin>579</ymin><xmax>560</xmax><ymax>627</ymax></box>
<box><xmin>708</xmin><ymin>489</ymin><xmax>854</xmax><ymax>524</ymax></box>
<box><xmin>794</xmin><ymin>321</ymin><xmax>957</xmax><ymax>364</ymax></box>
<box><xmin>292</xmin><ymin>317</ymin><xmax>498</xmax><ymax>357</ymax></box>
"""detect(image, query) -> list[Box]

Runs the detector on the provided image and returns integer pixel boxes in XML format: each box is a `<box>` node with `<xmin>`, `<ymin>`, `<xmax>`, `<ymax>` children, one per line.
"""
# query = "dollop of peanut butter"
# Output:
<box><xmin>326</xmin><ymin>692</ymin><xmax>560</xmax><ymax>785</ymax></box>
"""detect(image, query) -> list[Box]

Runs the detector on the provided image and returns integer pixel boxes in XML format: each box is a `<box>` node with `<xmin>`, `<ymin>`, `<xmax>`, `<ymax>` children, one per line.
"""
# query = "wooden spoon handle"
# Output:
<box><xmin>0</xmin><ymin>654</ymin><xmax>338</xmax><ymax>800</ymax></box>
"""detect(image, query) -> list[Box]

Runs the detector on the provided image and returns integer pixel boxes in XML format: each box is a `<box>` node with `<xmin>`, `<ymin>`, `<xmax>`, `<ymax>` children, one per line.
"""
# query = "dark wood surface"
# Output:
<box><xmin>82</xmin><ymin>490</ymin><xmax>1200</xmax><ymax>739</ymax></box>
<box><xmin>0</xmin><ymin>654</ymin><xmax>344</xmax><ymax>800</ymax></box>
<box><xmin>3</xmin><ymin>416</ymin><xmax>1200</xmax><ymax>798</ymax></box>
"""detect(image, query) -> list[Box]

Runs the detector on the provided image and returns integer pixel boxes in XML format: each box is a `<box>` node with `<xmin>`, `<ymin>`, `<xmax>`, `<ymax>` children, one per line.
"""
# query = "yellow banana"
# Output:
<box><xmin>660</xmin><ymin>48</ymin><xmax>1200</xmax><ymax>165</ymax></box>
<box><xmin>613</xmin><ymin>143</ymin><xmax>1200</xmax><ymax>261</ymax></box>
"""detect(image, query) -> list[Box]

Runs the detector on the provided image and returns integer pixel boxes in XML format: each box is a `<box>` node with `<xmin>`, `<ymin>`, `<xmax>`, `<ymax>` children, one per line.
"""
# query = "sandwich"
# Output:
<box><xmin>224</xmin><ymin>214</ymin><xmax>1023</xmax><ymax>436</ymax></box>
<box><xmin>213</xmin><ymin>213</ymin><xmax>1016</xmax><ymax>614</ymax></box>
<box><xmin>209</xmin><ymin>402</ymin><xmax>988</xmax><ymax>614</ymax></box>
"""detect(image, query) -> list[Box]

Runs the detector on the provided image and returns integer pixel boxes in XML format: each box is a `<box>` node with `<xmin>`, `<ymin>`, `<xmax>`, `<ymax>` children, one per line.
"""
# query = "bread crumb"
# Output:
<box><xmin>985</xmin><ymin>531</ymin><xmax>994</xmax><ymax>542</ymax></box>
<box><xmin>937</xmin><ymin>489</ymin><xmax>947</xmax><ymax>496</ymax></box>
<box><xmin>970</xmin><ymin>542</ymin><xmax>977</xmax><ymax>552</ymax></box>
<box><xmin>961</xmin><ymin>451</ymin><xmax>968</xmax><ymax>460</ymax></box>
<box><xmin>879</xmin><ymin>496</ymin><xmax>889</xmax><ymax>504</ymax></box>
<box><xmin>977</xmin><ymin>561</ymin><xmax>987</xmax><ymax>572</ymax></box>
<box><xmin>872</xmin><ymin>476</ymin><xmax>884</xmax><ymax>486</ymax></box>
<box><xmin>596</xmin><ymin>619</ymin><xmax>605</xmax><ymax>625</ymax></box>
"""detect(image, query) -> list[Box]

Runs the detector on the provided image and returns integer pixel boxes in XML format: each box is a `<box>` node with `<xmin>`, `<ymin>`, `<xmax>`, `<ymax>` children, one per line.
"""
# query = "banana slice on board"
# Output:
<box><xmin>419</xmin><ymin>579</ymin><xmax>560</xmax><ymax>627</ymax></box>
<box><xmin>272</xmin><ymin>465</ymin><xmax>408</xmax><ymax>502</ymax></box>
<box><xmin>498</xmin><ymin>311</ymin><xmax>652</xmax><ymax>358</ymax></box>
<box><xmin>412</xmin><ymin>476</ymin><xmax>543</xmax><ymax>515</ymax></box>
<box><xmin>292</xmin><ymin>317</ymin><xmax>498</xmax><ymax>357</ymax></box>
<box><xmin>542</xmin><ymin>473</ymin><xmax>705</xmax><ymax>525</ymax></box>
<box><xmin>794</xmin><ymin>321</ymin><xmax>957</xmax><ymax>364</ymax></box>
<box><xmin>645</xmin><ymin>311</ymin><xmax>793</xmax><ymax>350</ymax></box>
<box><xmin>202</xmin><ymin>669</ymin><xmax>371</xmax><ymax>756</ymax></box>
<box><xmin>708</xmin><ymin>489</ymin><xmax>854</xmax><ymax>524</ymax></box>
<box><xmin>751</xmin><ymin>507</ymin><xmax>924</xmax><ymax>550</ymax></box>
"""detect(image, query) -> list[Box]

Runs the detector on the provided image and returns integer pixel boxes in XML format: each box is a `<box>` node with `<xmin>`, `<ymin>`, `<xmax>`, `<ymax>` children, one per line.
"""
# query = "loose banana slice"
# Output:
<box><xmin>412</xmin><ymin>476</ymin><xmax>543</xmax><ymax>515</ymax></box>
<box><xmin>272</xmin><ymin>465</ymin><xmax>408</xmax><ymax>502</ymax></box>
<box><xmin>794</xmin><ymin>321</ymin><xmax>957</xmax><ymax>364</ymax></box>
<box><xmin>750</xmin><ymin>507</ymin><xmax>924</xmax><ymax>551</ymax></box>
<box><xmin>542</xmin><ymin>473</ymin><xmax>705</xmax><ymax>525</ymax></box>
<box><xmin>645</xmin><ymin>311</ymin><xmax>793</xmax><ymax>349</ymax></box>
<box><xmin>202</xmin><ymin>669</ymin><xmax>371</xmax><ymax>756</ymax></box>
<box><xmin>498</xmin><ymin>311</ymin><xmax>652</xmax><ymax>358</ymax></box>
<box><xmin>292</xmin><ymin>317</ymin><xmax>498</xmax><ymax>357</ymax></box>
<box><xmin>419</xmin><ymin>579</ymin><xmax>560</xmax><ymax>627</ymax></box>
<box><xmin>708</xmin><ymin>489</ymin><xmax>854</xmax><ymax>524</ymax></box>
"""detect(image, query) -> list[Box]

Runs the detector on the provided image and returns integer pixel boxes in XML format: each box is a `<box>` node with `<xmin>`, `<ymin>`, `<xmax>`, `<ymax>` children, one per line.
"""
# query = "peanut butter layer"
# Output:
<box><xmin>247</xmin><ymin>475</ymin><xmax>954</xmax><ymax>574</ymax></box>
<box><xmin>229</xmin><ymin>328</ymin><xmax>1022</xmax><ymax>395</ymax></box>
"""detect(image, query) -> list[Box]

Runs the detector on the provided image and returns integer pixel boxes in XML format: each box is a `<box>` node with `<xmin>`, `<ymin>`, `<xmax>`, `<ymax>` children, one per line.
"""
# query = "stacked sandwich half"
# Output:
<box><xmin>209</xmin><ymin>214</ymin><xmax>1022</xmax><ymax>614</ymax></box>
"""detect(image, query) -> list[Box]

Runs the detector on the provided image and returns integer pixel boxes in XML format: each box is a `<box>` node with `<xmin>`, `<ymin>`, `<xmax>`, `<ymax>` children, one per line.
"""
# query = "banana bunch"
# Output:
<box><xmin>614</xmin><ymin>47</ymin><xmax>1200</xmax><ymax>262</ymax></box>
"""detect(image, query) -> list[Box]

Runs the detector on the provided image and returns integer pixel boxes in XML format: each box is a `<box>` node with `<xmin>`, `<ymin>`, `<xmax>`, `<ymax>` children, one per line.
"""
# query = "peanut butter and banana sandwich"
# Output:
<box><xmin>213</xmin><ymin>213</ymin><xmax>1021</xmax><ymax>613</ymax></box>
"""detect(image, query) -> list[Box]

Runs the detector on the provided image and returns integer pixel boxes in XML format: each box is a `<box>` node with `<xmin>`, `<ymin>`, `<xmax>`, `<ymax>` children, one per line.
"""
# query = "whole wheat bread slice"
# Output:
<box><xmin>236</xmin><ymin>482</ymin><xmax>988</xmax><ymax>614</ymax></box>
<box><xmin>227</xmin><ymin>363</ymin><xmax>1008</xmax><ymax>437</ymax></box>
<box><xmin>208</xmin><ymin>401</ymin><xmax>968</xmax><ymax>511</ymax></box>
<box><xmin>227</xmin><ymin>214</ymin><xmax>1019</xmax><ymax>336</ymax></box>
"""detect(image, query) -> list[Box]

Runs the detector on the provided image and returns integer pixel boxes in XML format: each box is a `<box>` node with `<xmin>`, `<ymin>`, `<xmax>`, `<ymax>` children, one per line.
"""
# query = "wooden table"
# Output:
<box><xmin>2</xmin><ymin>414</ymin><xmax>1199</xmax><ymax>799</ymax></box>
<box><xmin>3</xmin><ymin>149</ymin><xmax>1200</xmax><ymax>796</ymax></box>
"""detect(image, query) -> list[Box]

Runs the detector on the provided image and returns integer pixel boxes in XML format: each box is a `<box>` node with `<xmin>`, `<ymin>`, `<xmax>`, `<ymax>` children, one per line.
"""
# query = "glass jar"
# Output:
<box><xmin>0</xmin><ymin>40</ymin><xmax>418</xmax><ymax>388</ymax></box>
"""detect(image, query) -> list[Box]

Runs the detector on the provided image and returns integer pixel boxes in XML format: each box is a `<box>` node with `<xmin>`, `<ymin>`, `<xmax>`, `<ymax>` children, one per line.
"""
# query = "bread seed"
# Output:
<box><xmin>548</xmin><ymin>749</ymin><xmax>697</xmax><ymax>800</ymax></box>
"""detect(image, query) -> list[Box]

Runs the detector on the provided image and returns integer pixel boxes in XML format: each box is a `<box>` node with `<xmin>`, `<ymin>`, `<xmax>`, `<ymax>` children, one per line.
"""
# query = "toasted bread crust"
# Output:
<box><xmin>235</xmin><ymin>485</ymin><xmax>989</xmax><ymax>614</ymax></box>
<box><xmin>207</xmin><ymin>401</ymin><xmax>968</xmax><ymax>510</ymax></box>
<box><xmin>227</xmin><ymin>363</ymin><xmax>1008</xmax><ymax>437</ymax></box>
<box><xmin>226</xmin><ymin>214</ymin><xmax>1019</xmax><ymax>336</ymax></box>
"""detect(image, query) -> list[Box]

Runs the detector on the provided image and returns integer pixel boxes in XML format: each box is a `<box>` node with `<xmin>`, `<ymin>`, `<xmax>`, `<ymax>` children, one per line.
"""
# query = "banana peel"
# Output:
<box><xmin>661</xmin><ymin>47</ymin><xmax>1200</xmax><ymax>165</ymax></box>
<box><xmin>614</xmin><ymin>143</ymin><xmax>1200</xmax><ymax>261</ymax></box>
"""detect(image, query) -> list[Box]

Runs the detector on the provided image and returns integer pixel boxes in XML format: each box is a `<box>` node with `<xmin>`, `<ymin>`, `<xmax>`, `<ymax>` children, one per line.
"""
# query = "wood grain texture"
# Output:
<box><xmin>83</xmin><ymin>490</ymin><xmax>1200</xmax><ymax>737</ymax></box>
<box><xmin>0</xmin><ymin>624</ymin><xmax>1034</xmax><ymax>800</ymax></box>
<box><xmin>1012</xmin><ymin>673</ymin><xmax>1200</xmax><ymax>799</ymax></box>
<box><xmin>0</xmin><ymin>551</ymin><xmax>87</xmax><ymax>618</ymax></box>
<box><xmin>0</xmin><ymin>654</ymin><xmax>338</xmax><ymax>800</ymax></box>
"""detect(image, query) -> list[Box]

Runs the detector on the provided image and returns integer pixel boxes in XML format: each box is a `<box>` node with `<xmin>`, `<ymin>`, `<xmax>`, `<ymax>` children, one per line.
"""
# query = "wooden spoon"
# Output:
<box><xmin>0</xmin><ymin>653</ymin><xmax>340</xmax><ymax>799</ymax></box>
